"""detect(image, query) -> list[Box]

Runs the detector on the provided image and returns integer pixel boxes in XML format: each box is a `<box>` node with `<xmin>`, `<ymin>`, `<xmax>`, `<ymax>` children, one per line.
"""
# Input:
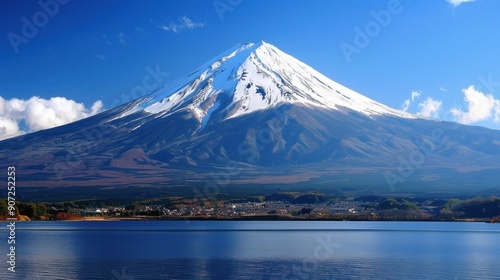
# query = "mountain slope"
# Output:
<box><xmin>1</xmin><ymin>41</ymin><xmax>500</xmax><ymax>195</ymax></box>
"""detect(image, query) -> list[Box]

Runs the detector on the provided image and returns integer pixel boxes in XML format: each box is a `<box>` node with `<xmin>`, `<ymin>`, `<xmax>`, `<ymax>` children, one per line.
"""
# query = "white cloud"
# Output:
<box><xmin>418</xmin><ymin>97</ymin><xmax>442</xmax><ymax>118</ymax></box>
<box><xmin>0</xmin><ymin>96</ymin><xmax>103</xmax><ymax>141</ymax></box>
<box><xmin>157</xmin><ymin>16</ymin><xmax>204</xmax><ymax>33</ymax></box>
<box><xmin>401</xmin><ymin>90</ymin><xmax>421</xmax><ymax>112</ymax></box>
<box><xmin>0</xmin><ymin>117</ymin><xmax>23</xmax><ymax>140</ymax></box>
<box><xmin>97</xmin><ymin>54</ymin><xmax>106</xmax><ymax>60</ymax></box>
<box><xmin>411</xmin><ymin>91</ymin><xmax>421</xmax><ymax>101</ymax></box>
<box><xmin>439</xmin><ymin>87</ymin><xmax>448</xmax><ymax>93</ymax></box>
<box><xmin>450</xmin><ymin>85</ymin><xmax>500</xmax><ymax>124</ymax></box>
<box><xmin>181</xmin><ymin>16</ymin><xmax>204</xmax><ymax>29</ymax></box>
<box><xmin>446</xmin><ymin>0</ymin><xmax>476</xmax><ymax>7</ymax></box>
<box><xmin>158</xmin><ymin>24</ymin><xmax>178</xmax><ymax>33</ymax></box>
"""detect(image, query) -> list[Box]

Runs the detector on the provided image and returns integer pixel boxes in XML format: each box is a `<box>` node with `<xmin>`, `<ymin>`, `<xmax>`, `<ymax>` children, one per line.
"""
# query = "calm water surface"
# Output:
<box><xmin>0</xmin><ymin>221</ymin><xmax>499</xmax><ymax>279</ymax></box>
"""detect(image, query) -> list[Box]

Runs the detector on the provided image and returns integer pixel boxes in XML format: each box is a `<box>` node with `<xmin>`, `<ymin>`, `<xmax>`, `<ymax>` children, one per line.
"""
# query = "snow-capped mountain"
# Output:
<box><xmin>120</xmin><ymin>41</ymin><xmax>414</xmax><ymax>125</ymax></box>
<box><xmin>1</xmin><ymin>41</ymin><xmax>500</xmax><ymax>194</ymax></box>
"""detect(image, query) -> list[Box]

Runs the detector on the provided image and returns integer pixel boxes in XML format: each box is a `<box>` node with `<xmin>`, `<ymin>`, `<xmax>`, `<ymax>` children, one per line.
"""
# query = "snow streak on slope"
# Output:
<box><xmin>120</xmin><ymin>41</ymin><xmax>416</xmax><ymax>126</ymax></box>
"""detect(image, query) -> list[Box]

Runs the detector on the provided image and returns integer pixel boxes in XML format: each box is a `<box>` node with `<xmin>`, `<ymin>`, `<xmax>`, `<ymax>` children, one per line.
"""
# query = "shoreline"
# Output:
<box><xmin>1</xmin><ymin>216</ymin><xmax>496</xmax><ymax>223</ymax></box>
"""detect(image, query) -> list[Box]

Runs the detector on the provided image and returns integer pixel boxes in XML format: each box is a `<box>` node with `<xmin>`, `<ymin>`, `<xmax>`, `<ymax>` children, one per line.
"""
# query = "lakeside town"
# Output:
<box><xmin>2</xmin><ymin>192</ymin><xmax>500</xmax><ymax>223</ymax></box>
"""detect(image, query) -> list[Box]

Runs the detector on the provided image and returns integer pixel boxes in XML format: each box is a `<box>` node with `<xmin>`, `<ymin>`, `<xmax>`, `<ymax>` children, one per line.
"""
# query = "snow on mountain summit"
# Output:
<box><xmin>124</xmin><ymin>41</ymin><xmax>415</xmax><ymax>125</ymax></box>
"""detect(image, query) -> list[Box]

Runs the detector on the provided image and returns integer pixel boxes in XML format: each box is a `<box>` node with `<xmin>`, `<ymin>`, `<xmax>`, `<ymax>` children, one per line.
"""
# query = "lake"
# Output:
<box><xmin>0</xmin><ymin>221</ymin><xmax>499</xmax><ymax>279</ymax></box>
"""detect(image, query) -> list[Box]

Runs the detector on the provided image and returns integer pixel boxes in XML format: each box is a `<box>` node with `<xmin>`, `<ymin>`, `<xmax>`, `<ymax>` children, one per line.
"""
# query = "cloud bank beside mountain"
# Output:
<box><xmin>0</xmin><ymin>96</ymin><xmax>103</xmax><ymax>140</ymax></box>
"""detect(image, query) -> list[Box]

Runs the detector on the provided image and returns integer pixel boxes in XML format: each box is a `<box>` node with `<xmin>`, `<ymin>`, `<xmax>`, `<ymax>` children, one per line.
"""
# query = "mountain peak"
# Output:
<box><xmin>123</xmin><ymin>41</ymin><xmax>415</xmax><ymax>123</ymax></box>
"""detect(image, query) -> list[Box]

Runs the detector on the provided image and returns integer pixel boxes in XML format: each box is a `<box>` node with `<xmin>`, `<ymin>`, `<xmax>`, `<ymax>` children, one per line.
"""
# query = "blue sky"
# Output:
<box><xmin>1</xmin><ymin>0</ymin><xmax>500</xmax><ymax>139</ymax></box>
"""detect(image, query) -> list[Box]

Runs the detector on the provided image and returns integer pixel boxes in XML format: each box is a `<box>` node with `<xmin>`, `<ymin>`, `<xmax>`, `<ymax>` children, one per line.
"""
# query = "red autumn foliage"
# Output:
<box><xmin>55</xmin><ymin>212</ymin><xmax>73</xmax><ymax>220</ymax></box>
